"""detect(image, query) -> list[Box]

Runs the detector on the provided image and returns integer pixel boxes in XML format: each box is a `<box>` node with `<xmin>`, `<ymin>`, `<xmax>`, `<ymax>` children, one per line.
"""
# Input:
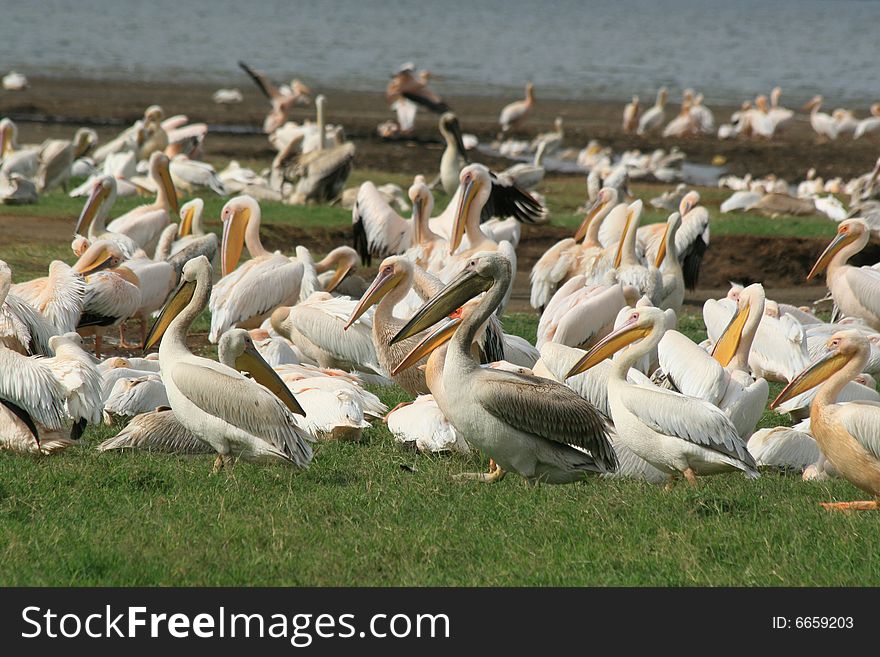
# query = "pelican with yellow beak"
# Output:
<box><xmin>772</xmin><ymin>330</ymin><xmax>880</xmax><ymax>510</ymax></box>
<box><xmin>106</xmin><ymin>151</ymin><xmax>179</xmax><ymax>254</ymax></box>
<box><xmin>654</xmin><ymin>284</ymin><xmax>769</xmax><ymax>440</ymax></box>
<box><xmin>144</xmin><ymin>255</ymin><xmax>312</xmax><ymax>472</ymax></box>
<box><xmin>209</xmin><ymin>195</ymin><xmax>304</xmax><ymax>343</ymax></box>
<box><xmin>603</xmin><ymin>200</ymin><xmax>662</xmax><ymax>305</ymax></box>
<box><xmin>807</xmin><ymin>219</ymin><xmax>880</xmax><ymax>330</ymax></box>
<box><xmin>74</xmin><ymin>176</ymin><xmax>139</xmax><ymax>258</ymax></box>
<box><xmin>567</xmin><ymin>306</ymin><xmax>759</xmax><ymax>485</ymax></box>
<box><xmin>654</xmin><ymin>212</ymin><xmax>685</xmax><ymax>313</ymax></box>
<box><xmin>391</xmin><ymin>251</ymin><xmax>616</xmax><ymax>484</ymax></box>
<box><xmin>530</xmin><ymin>188</ymin><xmax>618</xmax><ymax>310</ymax></box>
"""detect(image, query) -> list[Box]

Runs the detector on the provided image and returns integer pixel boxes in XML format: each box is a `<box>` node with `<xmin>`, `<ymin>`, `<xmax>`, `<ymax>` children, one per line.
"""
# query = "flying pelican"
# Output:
<box><xmin>391</xmin><ymin>251</ymin><xmax>616</xmax><ymax>484</ymax></box>
<box><xmin>498</xmin><ymin>83</ymin><xmax>535</xmax><ymax>133</ymax></box>
<box><xmin>655</xmin><ymin>284</ymin><xmax>769</xmax><ymax>440</ymax></box>
<box><xmin>438</xmin><ymin>112</ymin><xmax>468</xmax><ymax>195</ymax></box>
<box><xmin>622</xmin><ymin>95</ymin><xmax>640</xmax><ymax>133</ymax></box>
<box><xmin>144</xmin><ymin>255</ymin><xmax>312</xmax><ymax>471</ymax></box>
<box><xmin>807</xmin><ymin>219</ymin><xmax>880</xmax><ymax>330</ymax></box>
<box><xmin>239</xmin><ymin>60</ymin><xmax>312</xmax><ymax>134</ymax></box>
<box><xmin>73</xmin><ymin>175</ymin><xmax>139</xmax><ymax>258</ymax></box>
<box><xmin>637</xmin><ymin>87</ymin><xmax>668</xmax><ymax>135</ymax></box>
<box><xmin>209</xmin><ymin>195</ymin><xmax>304</xmax><ymax>343</ymax></box>
<box><xmin>772</xmin><ymin>330</ymin><xmax>880</xmax><ymax>510</ymax></box>
<box><xmin>530</xmin><ymin>188</ymin><xmax>618</xmax><ymax>310</ymax></box>
<box><xmin>566</xmin><ymin>306</ymin><xmax>759</xmax><ymax>485</ymax></box>
<box><xmin>106</xmin><ymin>152</ymin><xmax>179</xmax><ymax>253</ymax></box>
<box><xmin>345</xmin><ymin>256</ymin><xmax>443</xmax><ymax>395</ymax></box>
<box><xmin>803</xmin><ymin>95</ymin><xmax>839</xmax><ymax>141</ymax></box>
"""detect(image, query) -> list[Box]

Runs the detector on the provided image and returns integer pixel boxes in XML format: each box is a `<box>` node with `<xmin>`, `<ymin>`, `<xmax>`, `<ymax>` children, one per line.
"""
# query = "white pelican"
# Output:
<box><xmin>74</xmin><ymin>176</ymin><xmax>139</xmax><ymax>258</ymax></box>
<box><xmin>387</xmin><ymin>64</ymin><xmax>449</xmax><ymax>114</ymax></box>
<box><xmin>0</xmin><ymin>173</ymin><xmax>37</xmax><ymax>205</ymax></box>
<box><xmin>153</xmin><ymin>198</ymin><xmax>207</xmax><ymax>258</ymax></box>
<box><xmin>689</xmin><ymin>93</ymin><xmax>714</xmax><ymax>134</ymax></box>
<box><xmin>501</xmin><ymin>141</ymin><xmax>547</xmax><ymax>192</ymax></box>
<box><xmin>44</xmin><ymin>332</ymin><xmax>103</xmax><ymax>439</ymax></box>
<box><xmin>537</xmin><ymin>281</ymin><xmax>629</xmax><ymax>350</ymax></box>
<box><xmin>392</xmin><ymin>251</ymin><xmax>616</xmax><ymax>484</ymax></box>
<box><xmin>11</xmin><ymin>259</ymin><xmax>86</xmax><ymax>333</ymax></box>
<box><xmin>854</xmin><ymin>103</ymin><xmax>880</xmax><ymax>140</ymax></box>
<box><xmin>803</xmin><ymin>95</ymin><xmax>839</xmax><ymax>141</ymax></box>
<box><xmin>351</xmin><ymin>180</ymin><xmax>415</xmax><ymax>266</ymax></box>
<box><xmin>439</xmin><ymin>112</ymin><xmax>468</xmax><ymax>195</ymax></box>
<box><xmin>345</xmin><ymin>256</ymin><xmax>443</xmax><ymax>395</ymax></box>
<box><xmin>0</xmin><ymin>260</ymin><xmax>58</xmax><ymax>356</ymax></box>
<box><xmin>0</xmin><ymin>118</ymin><xmax>39</xmax><ymax>179</ymax></box>
<box><xmin>567</xmin><ymin>306</ymin><xmax>759</xmax><ymax>485</ymax></box>
<box><xmin>35</xmin><ymin>128</ymin><xmax>97</xmax><ymax>192</ymax></box>
<box><xmin>106</xmin><ymin>152</ymin><xmax>179</xmax><ymax>253</ymax></box>
<box><xmin>99</xmin><ymin>407</ymin><xmax>212</xmax><ymax>454</ymax></box>
<box><xmin>122</xmin><ymin>250</ymin><xmax>177</xmax><ymax>347</ymax></box>
<box><xmin>654</xmin><ymin>212</ymin><xmax>685</xmax><ymax>313</ymax></box>
<box><xmin>103</xmin><ymin>375</ymin><xmax>169</xmax><ymax>421</ymax></box>
<box><xmin>747</xmin><ymin>420</ymin><xmax>822</xmax><ymax>473</ymax></box>
<box><xmin>169</xmin><ymin>155</ymin><xmax>227</xmax><ymax>196</ymax></box>
<box><xmin>637</xmin><ymin>87</ymin><xmax>668</xmax><ymax>135</ymax></box>
<box><xmin>386</xmin><ymin>395</ymin><xmax>469</xmax><ymax>454</ymax></box>
<box><xmin>209</xmin><ymin>195</ymin><xmax>304</xmax><ymax>343</ymax></box>
<box><xmin>530</xmin><ymin>188</ymin><xmax>617</xmax><ymax>309</ymax></box>
<box><xmin>238</xmin><ymin>61</ymin><xmax>312</xmax><ymax>134</ymax></box>
<box><xmin>655</xmin><ymin>284</ymin><xmax>769</xmax><ymax>440</ymax></box>
<box><xmin>403</xmin><ymin>178</ymin><xmax>447</xmax><ymax>271</ymax></box>
<box><xmin>767</xmin><ymin>86</ymin><xmax>794</xmax><ymax>133</ymax></box>
<box><xmin>662</xmin><ymin>94</ymin><xmax>694</xmax><ymax>138</ymax></box>
<box><xmin>807</xmin><ymin>219</ymin><xmax>880</xmax><ymax>330</ymax></box>
<box><xmin>622</xmin><ymin>95</ymin><xmax>640</xmax><ymax>133</ymax></box>
<box><xmin>772</xmin><ymin>331</ymin><xmax>880</xmax><ymax>510</ymax></box>
<box><xmin>603</xmin><ymin>200</ymin><xmax>662</xmax><ymax>305</ymax></box>
<box><xmin>499</xmin><ymin>83</ymin><xmax>535</xmax><ymax>133</ymax></box>
<box><xmin>2</xmin><ymin>71</ymin><xmax>27</xmax><ymax>90</ymax></box>
<box><xmin>144</xmin><ymin>255</ymin><xmax>312</xmax><ymax>471</ymax></box>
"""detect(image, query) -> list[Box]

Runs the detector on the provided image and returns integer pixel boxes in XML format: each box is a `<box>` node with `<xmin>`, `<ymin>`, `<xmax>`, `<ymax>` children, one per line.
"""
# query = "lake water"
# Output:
<box><xmin>2</xmin><ymin>0</ymin><xmax>877</xmax><ymax>104</ymax></box>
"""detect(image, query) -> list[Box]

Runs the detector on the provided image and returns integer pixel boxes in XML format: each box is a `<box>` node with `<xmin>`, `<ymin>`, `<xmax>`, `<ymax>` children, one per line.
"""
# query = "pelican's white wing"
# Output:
<box><xmin>99</xmin><ymin>408</ymin><xmax>213</xmax><ymax>453</ymax></box>
<box><xmin>0</xmin><ymin>350</ymin><xmax>67</xmax><ymax>429</ymax></box>
<box><xmin>530</xmin><ymin>238</ymin><xmax>578</xmax><ymax>309</ymax></box>
<box><xmin>747</xmin><ymin>426</ymin><xmax>821</xmax><ymax>470</ymax></box>
<box><xmin>842</xmin><ymin>267</ymin><xmax>880</xmax><ymax>320</ymax></box>
<box><xmin>656</xmin><ymin>330</ymin><xmax>726</xmax><ymax>404</ymax></box>
<box><xmin>836</xmin><ymin>402</ymin><xmax>880</xmax><ymax>461</ymax></box>
<box><xmin>351</xmin><ymin>181</ymin><xmax>411</xmax><ymax>265</ymax></box>
<box><xmin>104</xmin><ymin>375</ymin><xmax>169</xmax><ymax>418</ymax></box>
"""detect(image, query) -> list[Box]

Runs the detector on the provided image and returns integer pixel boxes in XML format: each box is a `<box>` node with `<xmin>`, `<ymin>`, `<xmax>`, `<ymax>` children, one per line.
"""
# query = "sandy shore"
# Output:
<box><xmin>2</xmin><ymin>75</ymin><xmax>879</xmax><ymax>181</ymax></box>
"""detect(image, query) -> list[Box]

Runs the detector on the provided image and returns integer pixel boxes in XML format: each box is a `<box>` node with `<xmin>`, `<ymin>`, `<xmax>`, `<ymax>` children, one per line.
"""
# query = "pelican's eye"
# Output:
<box><xmin>383</xmin><ymin>265</ymin><xmax>394</xmax><ymax>275</ymax></box>
<box><xmin>629</xmin><ymin>311</ymin><xmax>639</xmax><ymax>322</ymax></box>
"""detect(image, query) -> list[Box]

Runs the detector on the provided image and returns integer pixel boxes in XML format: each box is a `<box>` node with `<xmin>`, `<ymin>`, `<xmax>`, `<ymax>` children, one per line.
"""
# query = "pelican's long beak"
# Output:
<box><xmin>73</xmin><ymin>246</ymin><xmax>116</xmax><ymax>275</ymax></box>
<box><xmin>158</xmin><ymin>160</ymin><xmax>180</xmax><ymax>216</ymax></box>
<box><xmin>144</xmin><ymin>279</ymin><xmax>196</xmax><ymax>351</ymax></box>
<box><xmin>573</xmin><ymin>195</ymin><xmax>605</xmax><ymax>242</ymax></box>
<box><xmin>451</xmin><ymin>118</ymin><xmax>469</xmax><ymax>164</ymax></box>
<box><xmin>324</xmin><ymin>262</ymin><xmax>354</xmax><ymax>294</ymax></box>
<box><xmin>179</xmin><ymin>204</ymin><xmax>196</xmax><ymax>237</ymax></box>
<box><xmin>235</xmin><ymin>342</ymin><xmax>306</xmax><ymax>416</ymax></box>
<box><xmin>711</xmin><ymin>301</ymin><xmax>750</xmax><ymax>366</ymax></box>
<box><xmin>221</xmin><ymin>207</ymin><xmax>250</xmax><ymax>276</ymax></box>
<box><xmin>450</xmin><ymin>178</ymin><xmax>478</xmax><ymax>254</ymax></box>
<box><xmin>391</xmin><ymin>315</ymin><xmax>461</xmax><ymax>376</ymax></box>
<box><xmin>654</xmin><ymin>222</ymin><xmax>671</xmax><ymax>268</ymax></box>
<box><xmin>412</xmin><ymin>198</ymin><xmax>423</xmax><ymax>244</ymax></box>
<box><xmin>770</xmin><ymin>349</ymin><xmax>849</xmax><ymax>409</ymax></box>
<box><xmin>75</xmin><ymin>183</ymin><xmax>109</xmax><ymax>236</ymax></box>
<box><xmin>0</xmin><ymin>125</ymin><xmax>8</xmax><ymax>157</ymax></box>
<box><xmin>345</xmin><ymin>268</ymin><xmax>399</xmax><ymax>330</ymax></box>
<box><xmin>565</xmin><ymin>316</ymin><xmax>651</xmax><ymax>378</ymax></box>
<box><xmin>613</xmin><ymin>207</ymin><xmax>636</xmax><ymax>268</ymax></box>
<box><xmin>807</xmin><ymin>230</ymin><xmax>856</xmax><ymax>280</ymax></box>
<box><xmin>391</xmin><ymin>268</ymin><xmax>490</xmax><ymax>344</ymax></box>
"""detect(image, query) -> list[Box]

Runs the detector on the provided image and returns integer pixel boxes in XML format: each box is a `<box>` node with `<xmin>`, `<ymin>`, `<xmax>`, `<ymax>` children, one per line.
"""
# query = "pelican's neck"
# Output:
<box><xmin>411</xmin><ymin>263</ymin><xmax>442</xmax><ymax>301</ymax></box>
<box><xmin>728</xmin><ymin>299</ymin><xmax>764</xmax><ymax>373</ymax></box>
<box><xmin>584</xmin><ymin>205</ymin><xmax>610</xmax><ymax>246</ymax></box>
<box><xmin>465</xmin><ymin>190</ymin><xmax>492</xmax><ymax>248</ymax></box>
<box><xmin>413</xmin><ymin>197</ymin><xmax>438</xmax><ymax>245</ymax></box>
<box><xmin>613</xmin><ymin>325</ymin><xmax>663</xmax><ymax>379</ymax></box>
<box><xmin>89</xmin><ymin>196</ymin><xmax>112</xmax><ymax>239</ymax></box>
<box><xmin>244</xmin><ymin>207</ymin><xmax>270</xmax><ymax>259</ymax></box>
<box><xmin>377</xmin><ymin>272</ymin><xmax>413</xmax><ymax>324</ymax></box>
<box><xmin>827</xmin><ymin>239</ymin><xmax>864</xmax><ymax>281</ymax></box>
<box><xmin>161</xmin><ymin>273</ymin><xmax>211</xmax><ymax>358</ymax></box>
<box><xmin>154</xmin><ymin>172</ymin><xmax>173</xmax><ymax>212</ymax></box>
<box><xmin>525</xmin><ymin>86</ymin><xmax>534</xmax><ymax>105</ymax></box>
<box><xmin>450</xmin><ymin>272</ymin><xmax>507</xmax><ymax>370</ymax></box>
<box><xmin>316</xmin><ymin>99</ymin><xmax>325</xmax><ymax>152</ymax></box>
<box><xmin>813</xmin><ymin>351</ymin><xmax>866</xmax><ymax>410</ymax></box>
<box><xmin>620</xmin><ymin>214</ymin><xmax>640</xmax><ymax>266</ymax></box>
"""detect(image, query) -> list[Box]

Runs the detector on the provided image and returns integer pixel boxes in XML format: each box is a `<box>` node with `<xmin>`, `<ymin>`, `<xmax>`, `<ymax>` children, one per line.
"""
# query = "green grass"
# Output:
<box><xmin>0</xmin><ymin>311</ymin><xmax>876</xmax><ymax>587</ymax></box>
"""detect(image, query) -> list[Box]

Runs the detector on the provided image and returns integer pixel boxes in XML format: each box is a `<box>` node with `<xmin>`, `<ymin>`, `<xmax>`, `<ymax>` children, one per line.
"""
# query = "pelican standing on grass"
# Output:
<box><xmin>772</xmin><ymin>331</ymin><xmax>880</xmax><ymax>510</ymax></box>
<box><xmin>144</xmin><ymin>256</ymin><xmax>313</xmax><ymax>471</ymax></box>
<box><xmin>566</xmin><ymin>306</ymin><xmax>759</xmax><ymax>485</ymax></box>
<box><xmin>391</xmin><ymin>252</ymin><xmax>616</xmax><ymax>484</ymax></box>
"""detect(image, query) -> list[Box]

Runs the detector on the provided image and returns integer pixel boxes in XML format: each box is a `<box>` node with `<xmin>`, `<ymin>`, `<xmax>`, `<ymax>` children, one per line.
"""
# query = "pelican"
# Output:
<box><xmin>439</xmin><ymin>113</ymin><xmax>468</xmax><ymax>195</ymax></box>
<box><xmin>655</xmin><ymin>284</ymin><xmax>769</xmax><ymax>440</ymax></box>
<box><xmin>169</xmin><ymin>155</ymin><xmax>227</xmax><ymax>196</ymax></box>
<box><xmin>99</xmin><ymin>407</ymin><xmax>212</xmax><ymax>454</ymax></box>
<box><xmin>2</xmin><ymin>71</ymin><xmax>27</xmax><ymax>90</ymax></box>
<box><xmin>803</xmin><ymin>95</ymin><xmax>839</xmax><ymax>141</ymax></box>
<box><xmin>604</xmin><ymin>200</ymin><xmax>662</xmax><ymax>305</ymax></box>
<box><xmin>35</xmin><ymin>128</ymin><xmax>97</xmax><ymax>192</ymax></box>
<box><xmin>386</xmin><ymin>395</ymin><xmax>469</xmax><ymax>454</ymax></box>
<box><xmin>122</xmin><ymin>250</ymin><xmax>177</xmax><ymax>347</ymax></box>
<box><xmin>0</xmin><ymin>118</ymin><xmax>39</xmax><ymax>179</ymax></box>
<box><xmin>662</xmin><ymin>95</ymin><xmax>694</xmax><ymax>138</ymax></box>
<box><xmin>387</xmin><ymin>64</ymin><xmax>449</xmax><ymax>114</ymax></box>
<box><xmin>106</xmin><ymin>151</ymin><xmax>179</xmax><ymax>253</ymax></box>
<box><xmin>0</xmin><ymin>260</ymin><xmax>58</xmax><ymax>356</ymax></box>
<box><xmin>351</xmin><ymin>180</ymin><xmax>415</xmax><ymax>266</ymax></box>
<box><xmin>345</xmin><ymin>256</ymin><xmax>443</xmax><ymax>395</ymax></box>
<box><xmin>689</xmin><ymin>93</ymin><xmax>714</xmax><ymax>134</ymax></box>
<box><xmin>44</xmin><ymin>332</ymin><xmax>102</xmax><ymax>439</ymax></box>
<box><xmin>153</xmin><ymin>198</ymin><xmax>207</xmax><ymax>258</ymax></box>
<box><xmin>499</xmin><ymin>83</ymin><xmax>535</xmax><ymax>133</ymax></box>
<box><xmin>73</xmin><ymin>175</ymin><xmax>139</xmax><ymax>258</ymax></box>
<box><xmin>403</xmin><ymin>178</ymin><xmax>447</xmax><ymax>271</ymax></box>
<box><xmin>391</xmin><ymin>252</ymin><xmax>616</xmax><ymax>484</ymax></box>
<box><xmin>567</xmin><ymin>306</ymin><xmax>759</xmax><ymax>485</ymax></box>
<box><xmin>537</xmin><ymin>281</ymin><xmax>629</xmax><ymax>350</ymax></box>
<box><xmin>637</xmin><ymin>87</ymin><xmax>668</xmax><ymax>135</ymax></box>
<box><xmin>238</xmin><ymin>61</ymin><xmax>311</xmax><ymax>134</ymax></box>
<box><xmin>103</xmin><ymin>375</ymin><xmax>169</xmax><ymax>421</ymax></box>
<box><xmin>287</xmin><ymin>96</ymin><xmax>355</xmax><ymax>205</ymax></box>
<box><xmin>767</xmin><ymin>86</ymin><xmax>794</xmax><ymax>132</ymax></box>
<box><xmin>853</xmin><ymin>103</ymin><xmax>880</xmax><ymax>140</ymax></box>
<box><xmin>772</xmin><ymin>331</ymin><xmax>880</xmax><ymax>510</ymax></box>
<box><xmin>808</xmin><ymin>219</ymin><xmax>880</xmax><ymax>329</ymax></box>
<box><xmin>11</xmin><ymin>259</ymin><xmax>86</xmax><ymax>333</ymax></box>
<box><xmin>622</xmin><ymin>95</ymin><xmax>640</xmax><ymax>133</ymax></box>
<box><xmin>209</xmin><ymin>195</ymin><xmax>304</xmax><ymax>343</ymax></box>
<box><xmin>654</xmin><ymin>212</ymin><xmax>685</xmax><ymax>313</ymax></box>
<box><xmin>0</xmin><ymin>173</ymin><xmax>37</xmax><ymax>205</ymax></box>
<box><xmin>144</xmin><ymin>255</ymin><xmax>312</xmax><ymax>471</ymax></box>
<box><xmin>501</xmin><ymin>141</ymin><xmax>547</xmax><ymax>191</ymax></box>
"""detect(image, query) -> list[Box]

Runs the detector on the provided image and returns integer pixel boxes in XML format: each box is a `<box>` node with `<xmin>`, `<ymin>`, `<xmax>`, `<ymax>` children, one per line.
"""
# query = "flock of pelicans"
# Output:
<box><xmin>1</xmin><ymin>72</ymin><xmax>880</xmax><ymax>513</ymax></box>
